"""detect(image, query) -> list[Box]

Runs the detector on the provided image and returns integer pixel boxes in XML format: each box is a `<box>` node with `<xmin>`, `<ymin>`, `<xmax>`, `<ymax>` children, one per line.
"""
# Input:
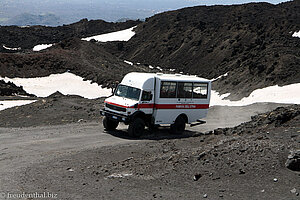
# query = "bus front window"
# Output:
<box><xmin>115</xmin><ymin>84</ymin><xmax>141</xmax><ymax>101</ymax></box>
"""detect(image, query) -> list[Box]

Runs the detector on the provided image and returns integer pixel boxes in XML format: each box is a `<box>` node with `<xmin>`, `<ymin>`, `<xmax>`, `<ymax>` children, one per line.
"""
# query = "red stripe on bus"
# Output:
<box><xmin>138</xmin><ymin>104</ymin><xmax>210</xmax><ymax>109</ymax></box>
<box><xmin>105</xmin><ymin>101</ymin><xmax>209</xmax><ymax>109</ymax></box>
<box><xmin>154</xmin><ymin>104</ymin><xmax>209</xmax><ymax>109</ymax></box>
<box><xmin>104</xmin><ymin>101</ymin><xmax>128</xmax><ymax>108</ymax></box>
<box><xmin>137</xmin><ymin>104</ymin><xmax>155</xmax><ymax>108</ymax></box>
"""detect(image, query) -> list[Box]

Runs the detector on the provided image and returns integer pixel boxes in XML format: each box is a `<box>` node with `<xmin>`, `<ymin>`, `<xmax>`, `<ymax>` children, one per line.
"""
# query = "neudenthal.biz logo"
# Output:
<box><xmin>0</xmin><ymin>192</ymin><xmax>57</xmax><ymax>199</ymax></box>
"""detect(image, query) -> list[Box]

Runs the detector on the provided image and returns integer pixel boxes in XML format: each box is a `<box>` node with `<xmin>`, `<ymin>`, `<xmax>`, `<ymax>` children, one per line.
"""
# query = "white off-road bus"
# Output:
<box><xmin>100</xmin><ymin>72</ymin><xmax>211</xmax><ymax>137</ymax></box>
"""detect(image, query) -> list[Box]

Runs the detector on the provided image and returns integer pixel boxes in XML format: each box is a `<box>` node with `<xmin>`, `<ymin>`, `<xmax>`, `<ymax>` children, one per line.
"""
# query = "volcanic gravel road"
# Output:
<box><xmin>0</xmin><ymin>102</ymin><xmax>293</xmax><ymax>200</ymax></box>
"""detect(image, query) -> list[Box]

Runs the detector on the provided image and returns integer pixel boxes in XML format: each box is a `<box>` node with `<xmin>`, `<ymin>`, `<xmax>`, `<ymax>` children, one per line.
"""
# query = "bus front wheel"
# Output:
<box><xmin>103</xmin><ymin>116</ymin><xmax>119</xmax><ymax>131</ymax></box>
<box><xmin>128</xmin><ymin>117</ymin><xmax>145</xmax><ymax>137</ymax></box>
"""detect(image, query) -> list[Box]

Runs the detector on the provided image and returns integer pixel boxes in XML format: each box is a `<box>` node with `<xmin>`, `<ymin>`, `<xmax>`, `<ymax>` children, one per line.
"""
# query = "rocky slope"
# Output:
<box><xmin>0</xmin><ymin>92</ymin><xmax>103</xmax><ymax>127</ymax></box>
<box><xmin>107</xmin><ymin>0</ymin><xmax>300</xmax><ymax>99</ymax></box>
<box><xmin>0</xmin><ymin>19</ymin><xmax>140</xmax><ymax>51</ymax></box>
<box><xmin>0</xmin><ymin>38</ymin><xmax>153</xmax><ymax>89</ymax></box>
<box><xmin>213</xmin><ymin>105</ymin><xmax>300</xmax><ymax>135</ymax></box>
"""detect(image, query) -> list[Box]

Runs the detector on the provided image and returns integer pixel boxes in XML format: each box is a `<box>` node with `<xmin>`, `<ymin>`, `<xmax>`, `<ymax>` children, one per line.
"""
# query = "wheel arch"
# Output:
<box><xmin>130</xmin><ymin>111</ymin><xmax>146</xmax><ymax>121</ymax></box>
<box><xmin>178</xmin><ymin>113</ymin><xmax>188</xmax><ymax>123</ymax></box>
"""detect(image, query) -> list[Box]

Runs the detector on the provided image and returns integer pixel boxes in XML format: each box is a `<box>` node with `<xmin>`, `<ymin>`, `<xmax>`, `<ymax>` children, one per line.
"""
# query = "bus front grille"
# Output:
<box><xmin>105</xmin><ymin>103</ymin><xmax>126</xmax><ymax>112</ymax></box>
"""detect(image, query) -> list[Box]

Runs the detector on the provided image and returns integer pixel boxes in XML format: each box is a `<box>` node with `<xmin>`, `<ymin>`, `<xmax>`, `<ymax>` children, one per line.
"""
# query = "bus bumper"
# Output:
<box><xmin>100</xmin><ymin>109</ymin><xmax>129</xmax><ymax>123</ymax></box>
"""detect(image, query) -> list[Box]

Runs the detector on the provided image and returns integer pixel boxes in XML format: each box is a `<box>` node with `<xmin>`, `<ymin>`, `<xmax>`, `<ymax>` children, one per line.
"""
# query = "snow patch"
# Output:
<box><xmin>211</xmin><ymin>72</ymin><xmax>228</xmax><ymax>81</ymax></box>
<box><xmin>156</xmin><ymin>66</ymin><xmax>163</xmax><ymax>71</ymax></box>
<box><xmin>33</xmin><ymin>44</ymin><xmax>53</xmax><ymax>51</ymax></box>
<box><xmin>124</xmin><ymin>60</ymin><xmax>133</xmax><ymax>65</ymax></box>
<box><xmin>169</xmin><ymin>69</ymin><xmax>176</xmax><ymax>72</ymax></box>
<box><xmin>107</xmin><ymin>172</ymin><xmax>133</xmax><ymax>179</ymax></box>
<box><xmin>211</xmin><ymin>83</ymin><xmax>300</xmax><ymax>106</ymax></box>
<box><xmin>19</xmin><ymin>25</ymin><xmax>30</xmax><ymax>28</ymax></box>
<box><xmin>82</xmin><ymin>26</ymin><xmax>136</xmax><ymax>42</ymax></box>
<box><xmin>292</xmin><ymin>30</ymin><xmax>300</xmax><ymax>38</ymax></box>
<box><xmin>3</xmin><ymin>45</ymin><xmax>21</xmax><ymax>51</ymax></box>
<box><xmin>149</xmin><ymin>65</ymin><xmax>154</xmax><ymax>69</ymax></box>
<box><xmin>0</xmin><ymin>72</ymin><xmax>112</xmax><ymax>99</ymax></box>
<box><xmin>0</xmin><ymin>100</ymin><xmax>36</xmax><ymax>111</ymax></box>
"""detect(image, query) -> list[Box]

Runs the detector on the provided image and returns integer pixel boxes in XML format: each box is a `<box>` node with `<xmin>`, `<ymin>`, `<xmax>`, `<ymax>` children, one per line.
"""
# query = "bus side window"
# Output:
<box><xmin>193</xmin><ymin>82</ymin><xmax>208</xmax><ymax>98</ymax></box>
<box><xmin>160</xmin><ymin>81</ymin><xmax>177</xmax><ymax>98</ymax></box>
<box><xmin>141</xmin><ymin>91</ymin><xmax>153</xmax><ymax>101</ymax></box>
<box><xmin>177</xmin><ymin>82</ymin><xmax>192</xmax><ymax>98</ymax></box>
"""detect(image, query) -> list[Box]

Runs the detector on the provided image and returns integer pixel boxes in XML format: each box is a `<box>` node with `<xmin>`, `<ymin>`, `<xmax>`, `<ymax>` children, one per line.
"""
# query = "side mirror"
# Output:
<box><xmin>133</xmin><ymin>103</ymin><xmax>138</xmax><ymax>108</ymax></box>
<box><xmin>111</xmin><ymin>83</ymin><xmax>118</xmax><ymax>94</ymax></box>
<box><xmin>141</xmin><ymin>91</ymin><xmax>153</xmax><ymax>101</ymax></box>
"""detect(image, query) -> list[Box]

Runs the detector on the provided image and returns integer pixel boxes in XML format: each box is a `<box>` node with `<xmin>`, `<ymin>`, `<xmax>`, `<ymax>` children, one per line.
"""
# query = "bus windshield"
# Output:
<box><xmin>115</xmin><ymin>84</ymin><xmax>141</xmax><ymax>101</ymax></box>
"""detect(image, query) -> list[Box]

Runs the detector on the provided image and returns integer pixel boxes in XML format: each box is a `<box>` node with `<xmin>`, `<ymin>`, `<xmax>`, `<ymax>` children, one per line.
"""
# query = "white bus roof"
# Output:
<box><xmin>121</xmin><ymin>72</ymin><xmax>210</xmax><ymax>89</ymax></box>
<box><xmin>154</xmin><ymin>73</ymin><xmax>210</xmax><ymax>82</ymax></box>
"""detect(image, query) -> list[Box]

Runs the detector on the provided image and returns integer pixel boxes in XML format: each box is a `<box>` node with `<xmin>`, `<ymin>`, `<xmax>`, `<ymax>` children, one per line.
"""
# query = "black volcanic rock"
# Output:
<box><xmin>213</xmin><ymin>105</ymin><xmax>300</xmax><ymax>135</ymax></box>
<box><xmin>285</xmin><ymin>150</ymin><xmax>300</xmax><ymax>171</ymax></box>
<box><xmin>47</xmin><ymin>91</ymin><xmax>64</xmax><ymax>98</ymax></box>
<box><xmin>0</xmin><ymin>80</ymin><xmax>34</xmax><ymax>96</ymax></box>
<box><xmin>0</xmin><ymin>19</ymin><xmax>141</xmax><ymax>51</ymax></box>
<box><xmin>0</xmin><ymin>38</ymin><xmax>152</xmax><ymax>88</ymax></box>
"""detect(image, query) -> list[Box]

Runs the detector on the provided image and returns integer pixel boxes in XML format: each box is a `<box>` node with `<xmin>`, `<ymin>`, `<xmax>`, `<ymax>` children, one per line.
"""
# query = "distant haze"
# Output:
<box><xmin>0</xmin><ymin>0</ymin><xmax>290</xmax><ymax>26</ymax></box>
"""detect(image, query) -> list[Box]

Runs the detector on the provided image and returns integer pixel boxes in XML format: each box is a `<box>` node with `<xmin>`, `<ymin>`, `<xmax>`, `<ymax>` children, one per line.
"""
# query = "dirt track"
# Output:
<box><xmin>1</xmin><ymin>102</ymin><xmax>298</xmax><ymax>200</ymax></box>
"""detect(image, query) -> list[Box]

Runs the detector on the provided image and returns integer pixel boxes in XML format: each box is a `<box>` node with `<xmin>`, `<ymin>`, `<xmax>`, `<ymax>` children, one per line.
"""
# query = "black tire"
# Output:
<box><xmin>128</xmin><ymin>118</ymin><xmax>145</xmax><ymax>137</ymax></box>
<box><xmin>170</xmin><ymin>115</ymin><xmax>186</xmax><ymax>134</ymax></box>
<box><xmin>148</xmin><ymin>124</ymin><xmax>158</xmax><ymax>133</ymax></box>
<box><xmin>103</xmin><ymin>116</ymin><xmax>119</xmax><ymax>131</ymax></box>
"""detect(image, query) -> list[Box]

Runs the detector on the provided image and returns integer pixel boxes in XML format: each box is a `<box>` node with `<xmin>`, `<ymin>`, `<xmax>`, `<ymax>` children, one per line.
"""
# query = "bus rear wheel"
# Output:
<box><xmin>170</xmin><ymin>116</ymin><xmax>186</xmax><ymax>134</ymax></box>
<box><xmin>103</xmin><ymin>116</ymin><xmax>119</xmax><ymax>131</ymax></box>
<box><xmin>128</xmin><ymin>118</ymin><xmax>145</xmax><ymax>137</ymax></box>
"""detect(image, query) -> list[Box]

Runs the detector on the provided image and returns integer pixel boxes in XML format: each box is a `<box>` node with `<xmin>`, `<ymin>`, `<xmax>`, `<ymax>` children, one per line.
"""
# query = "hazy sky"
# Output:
<box><xmin>0</xmin><ymin>0</ymin><xmax>292</xmax><ymax>25</ymax></box>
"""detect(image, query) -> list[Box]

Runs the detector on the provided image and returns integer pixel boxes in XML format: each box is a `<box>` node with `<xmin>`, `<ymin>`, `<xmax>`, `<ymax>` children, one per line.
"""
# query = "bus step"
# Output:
<box><xmin>190</xmin><ymin>120</ymin><xmax>206</xmax><ymax>127</ymax></box>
